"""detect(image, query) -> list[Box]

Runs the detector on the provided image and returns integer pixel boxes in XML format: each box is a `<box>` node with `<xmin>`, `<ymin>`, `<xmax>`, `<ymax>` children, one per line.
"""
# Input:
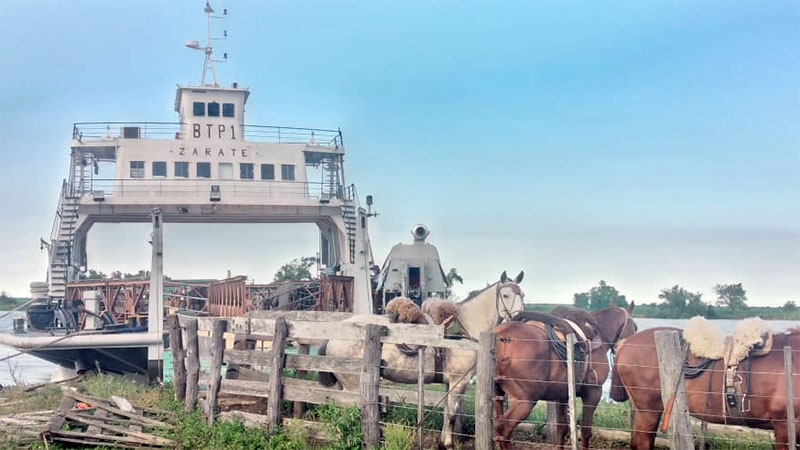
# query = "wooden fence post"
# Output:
<box><xmin>475</xmin><ymin>331</ymin><xmax>497</xmax><ymax>450</ymax></box>
<box><xmin>206</xmin><ymin>319</ymin><xmax>227</xmax><ymax>425</ymax></box>
<box><xmin>360</xmin><ymin>324</ymin><xmax>385</xmax><ymax>449</ymax></box>
<box><xmin>546</xmin><ymin>403</ymin><xmax>559</xmax><ymax>444</ymax></box>
<box><xmin>266</xmin><ymin>317</ymin><xmax>288</xmax><ymax>433</ymax></box>
<box><xmin>566</xmin><ymin>333</ymin><xmax>578</xmax><ymax>450</ymax></box>
<box><xmin>654</xmin><ymin>330</ymin><xmax>694</xmax><ymax>450</ymax></box>
<box><xmin>167</xmin><ymin>315</ymin><xmax>186</xmax><ymax>402</ymax></box>
<box><xmin>417</xmin><ymin>347</ymin><xmax>425</xmax><ymax>450</ymax></box>
<box><xmin>184</xmin><ymin>317</ymin><xmax>200</xmax><ymax>412</ymax></box>
<box><xmin>293</xmin><ymin>343</ymin><xmax>310</xmax><ymax>418</ymax></box>
<box><xmin>784</xmin><ymin>346</ymin><xmax>796</xmax><ymax>450</ymax></box>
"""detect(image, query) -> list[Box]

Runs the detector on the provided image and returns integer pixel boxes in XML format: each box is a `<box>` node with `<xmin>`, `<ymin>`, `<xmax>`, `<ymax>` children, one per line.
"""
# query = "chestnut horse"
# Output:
<box><xmin>611</xmin><ymin>327</ymin><xmax>800</xmax><ymax>449</ymax></box>
<box><xmin>493</xmin><ymin>304</ymin><xmax>637</xmax><ymax>449</ymax></box>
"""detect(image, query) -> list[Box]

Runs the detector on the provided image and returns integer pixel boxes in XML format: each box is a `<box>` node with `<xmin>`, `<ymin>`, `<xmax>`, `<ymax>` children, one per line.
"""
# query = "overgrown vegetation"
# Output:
<box><xmin>0</xmin><ymin>290</ymin><xmax>28</xmax><ymax>310</ymax></box>
<box><xmin>0</xmin><ymin>371</ymin><xmax>776</xmax><ymax>450</ymax></box>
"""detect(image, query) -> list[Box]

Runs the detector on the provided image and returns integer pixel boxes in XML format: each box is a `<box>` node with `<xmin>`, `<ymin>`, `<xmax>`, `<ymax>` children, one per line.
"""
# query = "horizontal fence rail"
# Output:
<box><xmin>72</xmin><ymin>122</ymin><xmax>343</xmax><ymax>148</ymax></box>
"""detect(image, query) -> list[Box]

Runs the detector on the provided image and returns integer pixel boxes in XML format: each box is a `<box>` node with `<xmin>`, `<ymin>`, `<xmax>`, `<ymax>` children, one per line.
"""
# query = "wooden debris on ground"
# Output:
<box><xmin>39</xmin><ymin>391</ymin><xmax>174</xmax><ymax>448</ymax></box>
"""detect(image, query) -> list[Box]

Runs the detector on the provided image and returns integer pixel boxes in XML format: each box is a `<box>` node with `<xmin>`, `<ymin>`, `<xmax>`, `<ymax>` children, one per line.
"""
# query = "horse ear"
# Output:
<box><xmin>500</xmin><ymin>271</ymin><xmax>508</xmax><ymax>283</ymax></box>
<box><xmin>514</xmin><ymin>271</ymin><xmax>524</xmax><ymax>284</ymax></box>
<box><xmin>627</xmin><ymin>301</ymin><xmax>635</xmax><ymax>313</ymax></box>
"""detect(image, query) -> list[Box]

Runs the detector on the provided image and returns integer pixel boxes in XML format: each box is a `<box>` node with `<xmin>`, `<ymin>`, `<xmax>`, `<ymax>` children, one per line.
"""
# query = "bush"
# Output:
<box><xmin>382</xmin><ymin>423</ymin><xmax>413</xmax><ymax>450</ymax></box>
<box><xmin>312</xmin><ymin>403</ymin><xmax>362</xmax><ymax>450</ymax></box>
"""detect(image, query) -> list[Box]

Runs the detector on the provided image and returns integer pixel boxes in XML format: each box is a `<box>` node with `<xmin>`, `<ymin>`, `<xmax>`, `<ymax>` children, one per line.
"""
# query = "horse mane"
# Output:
<box><xmin>785</xmin><ymin>327</ymin><xmax>800</xmax><ymax>336</ymax></box>
<box><xmin>457</xmin><ymin>282</ymin><xmax>497</xmax><ymax>305</ymax></box>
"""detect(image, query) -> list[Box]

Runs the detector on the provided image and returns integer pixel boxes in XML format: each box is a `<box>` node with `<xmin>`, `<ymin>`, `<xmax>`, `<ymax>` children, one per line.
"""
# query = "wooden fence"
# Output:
<box><xmin>167</xmin><ymin>311</ymin><xmax>495</xmax><ymax>449</ymax></box>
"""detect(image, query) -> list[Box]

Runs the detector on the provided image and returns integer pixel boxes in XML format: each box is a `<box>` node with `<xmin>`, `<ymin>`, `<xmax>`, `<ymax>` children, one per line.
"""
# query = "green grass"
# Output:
<box><xmin>0</xmin><ymin>372</ymin><xmax>775</xmax><ymax>450</ymax></box>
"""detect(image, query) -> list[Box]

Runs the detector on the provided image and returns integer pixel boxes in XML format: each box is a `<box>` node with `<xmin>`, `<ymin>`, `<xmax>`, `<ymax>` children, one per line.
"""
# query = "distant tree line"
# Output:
<box><xmin>571</xmin><ymin>280</ymin><xmax>798</xmax><ymax>319</ymax></box>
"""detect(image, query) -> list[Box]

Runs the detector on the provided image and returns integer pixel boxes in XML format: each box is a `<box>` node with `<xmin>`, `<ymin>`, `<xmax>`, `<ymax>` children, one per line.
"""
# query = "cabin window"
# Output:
<box><xmin>197</xmin><ymin>162</ymin><xmax>211</xmax><ymax>178</ymax></box>
<box><xmin>174</xmin><ymin>161</ymin><xmax>189</xmax><ymax>178</ymax></box>
<box><xmin>152</xmin><ymin>161</ymin><xmax>166</xmax><ymax>177</ymax></box>
<box><xmin>260</xmin><ymin>164</ymin><xmax>275</xmax><ymax>180</ymax></box>
<box><xmin>130</xmin><ymin>161</ymin><xmax>145</xmax><ymax>178</ymax></box>
<box><xmin>193</xmin><ymin>102</ymin><xmax>205</xmax><ymax>116</ymax></box>
<box><xmin>240</xmin><ymin>163</ymin><xmax>254</xmax><ymax>180</ymax></box>
<box><xmin>281</xmin><ymin>164</ymin><xmax>295</xmax><ymax>181</ymax></box>
<box><xmin>219</xmin><ymin>163</ymin><xmax>233</xmax><ymax>180</ymax></box>
<box><xmin>222</xmin><ymin>103</ymin><xmax>235</xmax><ymax>117</ymax></box>
<box><xmin>208</xmin><ymin>102</ymin><xmax>220</xmax><ymax>117</ymax></box>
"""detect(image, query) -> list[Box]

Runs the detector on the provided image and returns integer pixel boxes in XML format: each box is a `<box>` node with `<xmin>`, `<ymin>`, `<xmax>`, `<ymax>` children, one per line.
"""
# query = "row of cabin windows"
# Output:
<box><xmin>193</xmin><ymin>102</ymin><xmax>235</xmax><ymax>118</ymax></box>
<box><xmin>130</xmin><ymin>161</ymin><xmax>295</xmax><ymax>181</ymax></box>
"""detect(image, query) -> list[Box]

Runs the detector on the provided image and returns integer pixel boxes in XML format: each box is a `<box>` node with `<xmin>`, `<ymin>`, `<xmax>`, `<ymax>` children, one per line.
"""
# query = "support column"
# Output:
<box><xmin>148</xmin><ymin>208</ymin><xmax>164</xmax><ymax>379</ymax></box>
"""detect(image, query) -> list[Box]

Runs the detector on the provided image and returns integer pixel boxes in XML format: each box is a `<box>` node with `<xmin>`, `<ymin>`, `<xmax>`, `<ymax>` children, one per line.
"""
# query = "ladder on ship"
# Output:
<box><xmin>46</xmin><ymin>180</ymin><xmax>80</xmax><ymax>299</ymax></box>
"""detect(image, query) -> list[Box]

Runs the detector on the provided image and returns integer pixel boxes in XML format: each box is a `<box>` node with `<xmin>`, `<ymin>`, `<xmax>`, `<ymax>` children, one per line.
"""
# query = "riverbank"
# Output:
<box><xmin>0</xmin><ymin>373</ymin><xmax>774</xmax><ymax>450</ymax></box>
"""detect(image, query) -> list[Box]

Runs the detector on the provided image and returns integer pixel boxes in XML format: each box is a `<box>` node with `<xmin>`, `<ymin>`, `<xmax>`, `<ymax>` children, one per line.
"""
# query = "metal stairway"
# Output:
<box><xmin>342</xmin><ymin>204</ymin><xmax>357</xmax><ymax>264</ymax></box>
<box><xmin>47</xmin><ymin>181</ymin><xmax>79</xmax><ymax>299</ymax></box>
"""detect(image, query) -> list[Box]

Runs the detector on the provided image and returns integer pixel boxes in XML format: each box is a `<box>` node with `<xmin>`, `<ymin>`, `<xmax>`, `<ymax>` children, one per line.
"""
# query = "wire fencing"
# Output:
<box><xmin>167</xmin><ymin>312</ymin><xmax>798</xmax><ymax>449</ymax></box>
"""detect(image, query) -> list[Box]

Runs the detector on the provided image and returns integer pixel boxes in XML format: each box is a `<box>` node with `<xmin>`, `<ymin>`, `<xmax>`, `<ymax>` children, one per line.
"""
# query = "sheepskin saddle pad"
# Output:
<box><xmin>385</xmin><ymin>297</ymin><xmax>428</xmax><ymax>325</ymax></box>
<box><xmin>683</xmin><ymin>316</ymin><xmax>773</xmax><ymax>365</ymax></box>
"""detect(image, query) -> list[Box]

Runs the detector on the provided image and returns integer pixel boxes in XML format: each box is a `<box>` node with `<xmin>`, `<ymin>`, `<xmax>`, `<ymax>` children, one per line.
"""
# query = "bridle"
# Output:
<box><xmin>611</xmin><ymin>307</ymin><xmax>637</xmax><ymax>354</ymax></box>
<box><xmin>495</xmin><ymin>282</ymin><xmax>524</xmax><ymax>324</ymax></box>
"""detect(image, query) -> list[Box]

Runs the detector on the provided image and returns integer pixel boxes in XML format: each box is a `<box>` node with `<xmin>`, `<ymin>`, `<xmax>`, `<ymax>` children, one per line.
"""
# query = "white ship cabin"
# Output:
<box><xmin>72</xmin><ymin>83</ymin><xmax>345</xmax><ymax>205</ymax></box>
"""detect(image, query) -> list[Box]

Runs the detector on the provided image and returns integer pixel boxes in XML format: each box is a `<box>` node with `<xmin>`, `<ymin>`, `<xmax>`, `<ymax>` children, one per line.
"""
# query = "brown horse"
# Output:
<box><xmin>611</xmin><ymin>327</ymin><xmax>800</xmax><ymax>449</ymax></box>
<box><xmin>493</xmin><ymin>304</ymin><xmax>637</xmax><ymax>449</ymax></box>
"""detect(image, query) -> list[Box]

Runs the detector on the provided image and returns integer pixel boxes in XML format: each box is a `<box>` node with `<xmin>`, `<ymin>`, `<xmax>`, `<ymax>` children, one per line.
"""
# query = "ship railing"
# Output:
<box><xmin>72</xmin><ymin>122</ymin><xmax>344</xmax><ymax>148</ymax></box>
<box><xmin>77</xmin><ymin>178</ymin><xmax>345</xmax><ymax>201</ymax></box>
<box><xmin>48</xmin><ymin>179</ymin><xmax>69</xmax><ymax>244</ymax></box>
<box><xmin>73</xmin><ymin>122</ymin><xmax>183</xmax><ymax>140</ymax></box>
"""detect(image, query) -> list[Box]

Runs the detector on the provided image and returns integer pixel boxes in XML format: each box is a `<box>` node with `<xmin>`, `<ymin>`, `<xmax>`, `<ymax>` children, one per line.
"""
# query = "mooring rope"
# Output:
<box><xmin>0</xmin><ymin>299</ymin><xmax>37</xmax><ymax>322</ymax></box>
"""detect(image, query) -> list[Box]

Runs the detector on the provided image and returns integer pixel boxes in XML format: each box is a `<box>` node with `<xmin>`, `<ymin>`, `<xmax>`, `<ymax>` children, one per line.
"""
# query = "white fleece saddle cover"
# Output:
<box><xmin>683</xmin><ymin>316</ymin><xmax>773</xmax><ymax>366</ymax></box>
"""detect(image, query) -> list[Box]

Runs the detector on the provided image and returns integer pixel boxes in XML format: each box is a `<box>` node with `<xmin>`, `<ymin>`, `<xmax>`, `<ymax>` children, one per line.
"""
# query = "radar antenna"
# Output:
<box><xmin>185</xmin><ymin>1</ymin><xmax>228</xmax><ymax>86</ymax></box>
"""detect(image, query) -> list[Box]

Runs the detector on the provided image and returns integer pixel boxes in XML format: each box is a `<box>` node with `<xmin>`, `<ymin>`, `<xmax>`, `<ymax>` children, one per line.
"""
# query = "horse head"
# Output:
<box><xmin>497</xmin><ymin>270</ymin><xmax>526</xmax><ymax>322</ymax></box>
<box><xmin>591</xmin><ymin>301</ymin><xmax>638</xmax><ymax>348</ymax></box>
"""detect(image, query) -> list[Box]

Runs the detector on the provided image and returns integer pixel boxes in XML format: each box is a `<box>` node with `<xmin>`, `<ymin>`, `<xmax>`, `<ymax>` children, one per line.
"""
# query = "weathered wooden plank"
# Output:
<box><xmin>417</xmin><ymin>347</ymin><xmax>425</xmax><ymax>450</ymax></box>
<box><xmin>293</xmin><ymin>343</ymin><xmax>310</xmax><ymax>418</ymax></box>
<box><xmin>379</xmin><ymin>386</ymin><xmax>446</xmax><ymax>408</ymax></box>
<box><xmin>247</xmin><ymin>310</ymin><xmax>354</xmax><ymax>322</ymax></box>
<box><xmin>206</xmin><ymin>319</ymin><xmax>228</xmax><ymax>425</ymax></box>
<box><xmin>220</xmin><ymin>377</ymin><xmax>361</xmax><ymax>406</ymax></box>
<box><xmin>62</xmin><ymin>412</ymin><xmax>173</xmax><ymax>446</ymax></box>
<box><xmin>217</xmin><ymin>411</ymin><xmax>331</xmax><ymax>441</ymax></box>
<box><xmin>48</xmin><ymin>429</ymin><xmax>170</xmax><ymax>447</ymax></box>
<box><xmin>360</xmin><ymin>324</ymin><xmax>385</xmax><ymax>448</ymax></box>
<box><xmin>167</xmin><ymin>315</ymin><xmax>187</xmax><ymax>402</ymax></box>
<box><xmin>474</xmin><ymin>331</ymin><xmax>496</xmax><ymax>450</ymax></box>
<box><xmin>654</xmin><ymin>330</ymin><xmax>694</xmax><ymax>450</ymax></box>
<box><xmin>85</xmin><ymin>408</ymin><xmax>108</xmax><ymax>435</ymax></box>
<box><xmin>184</xmin><ymin>317</ymin><xmax>200</xmax><ymax>411</ymax></box>
<box><xmin>566</xmin><ymin>333</ymin><xmax>578</xmax><ymax>450</ymax></box>
<box><xmin>46</xmin><ymin>396</ymin><xmax>74</xmax><ymax>433</ymax></box>
<box><xmin>784</xmin><ymin>346</ymin><xmax>797</xmax><ymax>450</ymax></box>
<box><xmin>62</xmin><ymin>392</ymin><xmax>171</xmax><ymax>428</ymax></box>
<box><xmin>266</xmin><ymin>317</ymin><xmax>288</xmax><ymax>432</ymax></box>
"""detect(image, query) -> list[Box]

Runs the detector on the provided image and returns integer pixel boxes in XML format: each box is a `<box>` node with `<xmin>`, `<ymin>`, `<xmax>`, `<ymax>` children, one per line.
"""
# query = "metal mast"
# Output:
<box><xmin>186</xmin><ymin>1</ymin><xmax>227</xmax><ymax>87</ymax></box>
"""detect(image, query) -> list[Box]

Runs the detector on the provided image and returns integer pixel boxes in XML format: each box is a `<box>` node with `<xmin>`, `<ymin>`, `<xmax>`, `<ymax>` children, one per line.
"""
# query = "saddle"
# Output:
<box><xmin>683</xmin><ymin>316</ymin><xmax>773</xmax><ymax>417</ymax></box>
<box><xmin>511</xmin><ymin>310</ymin><xmax>598</xmax><ymax>383</ymax></box>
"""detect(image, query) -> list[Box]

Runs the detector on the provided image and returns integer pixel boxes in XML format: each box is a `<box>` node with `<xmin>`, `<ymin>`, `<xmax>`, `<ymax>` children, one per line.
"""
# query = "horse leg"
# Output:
<box><xmin>630</xmin><ymin>407</ymin><xmax>661</xmax><ymax>450</ymax></box>
<box><xmin>554</xmin><ymin>400</ymin><xmax>569</xmax><ymax>449</ymax></box>
<box><xmin>579</xmin><ymin>388</ymin><xmax>602</xmax><ymax>450</ymax></box>
<box><xmin>494</xmin><ymin>396</ymin><xmax>536</xmax><ymax>450</ymax></box>
<box><xmin>440</xmin><ymin>377</ymin><xmax>471</xmax><ymax>449</ymax></box>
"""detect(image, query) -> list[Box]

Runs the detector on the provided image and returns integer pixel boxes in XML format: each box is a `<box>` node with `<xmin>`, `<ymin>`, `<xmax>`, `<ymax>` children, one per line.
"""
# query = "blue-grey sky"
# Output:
<box><xmin>1</xmin><ymin>1</ymin><xmax>798</xmax><ymax>306</ymax></box>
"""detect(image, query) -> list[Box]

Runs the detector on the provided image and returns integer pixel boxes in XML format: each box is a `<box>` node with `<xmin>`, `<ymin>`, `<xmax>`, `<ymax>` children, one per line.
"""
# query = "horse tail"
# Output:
<box><xmin>609</xmin><ymin>361</ymin><xmax>628</xmax><ymax>402</ymax></box>
<box><xmin>317</xmin><ymin>340</ymin><xmax>339</xmax><ymax>388</ymax></box>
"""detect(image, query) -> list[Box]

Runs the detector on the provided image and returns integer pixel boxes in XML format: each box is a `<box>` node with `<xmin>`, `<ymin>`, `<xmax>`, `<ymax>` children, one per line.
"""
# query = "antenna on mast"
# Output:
<box><xmin>185</xmin><ymin>1</ymin><xmax>228</xmax><ymax>86</ymax></box>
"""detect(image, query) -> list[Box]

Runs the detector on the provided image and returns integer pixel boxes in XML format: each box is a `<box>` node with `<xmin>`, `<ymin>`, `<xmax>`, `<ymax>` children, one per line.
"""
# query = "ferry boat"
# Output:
<box><xmin>0</xmin><ymin>1</ymin><xmax>376</xmax><ymax>379</ymax></box>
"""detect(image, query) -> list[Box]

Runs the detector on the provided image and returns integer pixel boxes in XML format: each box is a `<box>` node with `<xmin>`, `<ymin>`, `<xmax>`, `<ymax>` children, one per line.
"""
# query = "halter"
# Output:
<box><xmin>495</xmin><ymin>282</ymin><xmax>523</xmax><ymax>324</ymax></box>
